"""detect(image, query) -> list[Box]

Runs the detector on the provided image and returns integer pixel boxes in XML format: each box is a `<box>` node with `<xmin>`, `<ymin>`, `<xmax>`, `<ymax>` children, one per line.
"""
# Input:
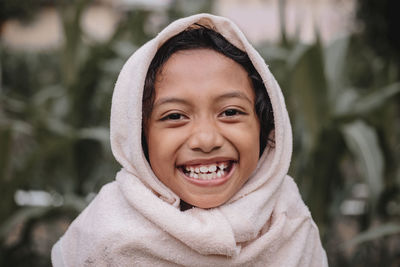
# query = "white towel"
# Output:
<box><xmin>52</xmin><ymin>13</ymin><xmax>328</xmax><ymax>266</ymax></box>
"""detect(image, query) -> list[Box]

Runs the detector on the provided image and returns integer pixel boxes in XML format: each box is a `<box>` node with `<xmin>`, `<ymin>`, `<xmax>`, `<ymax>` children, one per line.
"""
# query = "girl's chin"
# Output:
<box><xmin>182</xmin><ymin>197</ymin><xmax>228</xmax><ymax>209</ymax></box>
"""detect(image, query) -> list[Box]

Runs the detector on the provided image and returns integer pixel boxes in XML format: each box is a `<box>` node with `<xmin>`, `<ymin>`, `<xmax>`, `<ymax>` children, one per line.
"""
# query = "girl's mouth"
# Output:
<box><xmin>177</xmin><ymin>160</ymin><xmax>236</xmax><ymax>186</ymax></box>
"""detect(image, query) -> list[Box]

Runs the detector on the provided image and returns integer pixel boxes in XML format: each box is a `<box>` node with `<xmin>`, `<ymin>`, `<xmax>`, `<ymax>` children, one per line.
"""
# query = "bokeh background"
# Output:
<box><xmin>1</xmin><ymin>0</ymin><xmax>399</xmax><ymax>266</ymax></box>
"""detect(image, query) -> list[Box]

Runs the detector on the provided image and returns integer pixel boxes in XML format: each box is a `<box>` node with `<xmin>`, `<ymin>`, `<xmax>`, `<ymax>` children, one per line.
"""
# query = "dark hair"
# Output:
<box><xmin>142</xmin><ymin>26</ymin><xmax>274</xmax><ymax>158</ymax></box>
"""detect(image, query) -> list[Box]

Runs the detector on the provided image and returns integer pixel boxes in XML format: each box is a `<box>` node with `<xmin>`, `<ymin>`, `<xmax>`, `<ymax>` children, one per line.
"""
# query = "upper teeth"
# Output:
<box><xmin>200</xmin><ymin>166</ymin><xmax>208</xmax><ymax>173</ymax></box>
<box><xmin>185</xmin><ymin>163</ymin><xmax>228</xmax><ymax>174</ymax></box>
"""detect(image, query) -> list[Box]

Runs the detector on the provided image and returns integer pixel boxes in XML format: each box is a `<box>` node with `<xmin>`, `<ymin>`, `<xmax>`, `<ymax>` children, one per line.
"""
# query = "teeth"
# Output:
<box><xmin>187</xmin><ymin>168</ymin><xmax>226</xmax><ymax>180</ymax></box>
<box><xmin>208</xmin><ymin>165</ymin><xmax>217</xmax><ymax>172</ymax></box>
<box><xmin>200</xmin><ymin>166</ymin><xmax>208</xmax><ymax>173</ymax></box>
<box><xmin>183</xmin><ymin>161</ymin><xmax>232</xmax><ymax>180</ymax></box>
<box><xmin>185</xmin><ymin>163</ymin><xmax>229</xmax><ymax>174</ymax></box>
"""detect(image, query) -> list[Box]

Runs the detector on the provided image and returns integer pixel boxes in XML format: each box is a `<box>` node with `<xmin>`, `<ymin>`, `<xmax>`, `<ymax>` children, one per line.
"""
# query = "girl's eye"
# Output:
<box><xmin>161</xmin><ymin>113</ymin><xmax>184</xmax><ymax>121</ymax></box>
<box><xmin>221</xmin><ymin>109</ymin><xmax>242</xmax><ymax>117</ymax></box>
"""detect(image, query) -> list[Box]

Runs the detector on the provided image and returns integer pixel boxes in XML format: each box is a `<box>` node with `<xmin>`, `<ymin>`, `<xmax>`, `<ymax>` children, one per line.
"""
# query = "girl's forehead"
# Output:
<box><xmin>153</xmin><ymin>49</ymin><xmax>254</xmax><ymax>103</ymax></box>
<box><xmin>159</xmin><ymin>49</ymin><xmax>240</xmax><ymax>75</ymax></box>
<box><xmin>156</xmin><ymin>49</ymin><xmax>248</xmax><ymax>85</ymax></box>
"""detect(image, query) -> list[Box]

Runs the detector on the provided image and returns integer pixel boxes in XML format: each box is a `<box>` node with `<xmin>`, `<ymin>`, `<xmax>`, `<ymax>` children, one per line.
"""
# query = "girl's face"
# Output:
<box><xmin>145</xmin><ymin>49</ymin><xmax>260</xmax><ymax>209</ymax></box>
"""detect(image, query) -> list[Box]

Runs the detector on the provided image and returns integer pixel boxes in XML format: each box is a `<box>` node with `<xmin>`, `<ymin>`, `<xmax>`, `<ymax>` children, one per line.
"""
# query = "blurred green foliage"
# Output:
<box><xmin>0</xmin><ymin>0</ymin><xmax>399</xmax><ymax>266</ymax></box>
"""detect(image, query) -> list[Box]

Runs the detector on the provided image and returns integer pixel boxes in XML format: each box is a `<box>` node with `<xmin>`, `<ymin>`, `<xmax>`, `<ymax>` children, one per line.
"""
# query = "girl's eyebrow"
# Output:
<box><xmin>216</xmin><ymin>91</ymin><xmax>253</xmax><ymax>104</ymax></box>
<box><xmin>153</xmin><ymin>97</ymin><xmax>190</xmax><ymax>107</ymax></box>
<box><xmin>154</xmin><ymin>91</ymin><xmax>253</xmax><ymax>107</ymax></box>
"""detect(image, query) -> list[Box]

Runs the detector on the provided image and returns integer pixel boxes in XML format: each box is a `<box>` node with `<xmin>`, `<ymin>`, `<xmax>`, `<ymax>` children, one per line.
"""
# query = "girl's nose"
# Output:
<box><xmin>187</xmin><ymin>119</ymin><xmax>224</xmax><ymax>153</ymax></box>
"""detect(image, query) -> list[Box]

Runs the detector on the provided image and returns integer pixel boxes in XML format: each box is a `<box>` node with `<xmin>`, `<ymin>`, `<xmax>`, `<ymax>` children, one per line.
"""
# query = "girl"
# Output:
<box><xmin>52</xmin><ymin>14</ymin><xmax>328</xmax><ymax>266</ymax></box>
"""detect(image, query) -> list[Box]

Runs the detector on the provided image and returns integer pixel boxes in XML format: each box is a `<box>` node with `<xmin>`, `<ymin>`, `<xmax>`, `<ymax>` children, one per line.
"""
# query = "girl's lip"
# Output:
<box><xmin>177</xmin><ymin>157</ymin><xmax>236</xmax><ymax>167</ymax></box>
<box><xmin>178</xmin><ymin>162</ymin><xmax>236</xmax><ymax>187</ymax></box>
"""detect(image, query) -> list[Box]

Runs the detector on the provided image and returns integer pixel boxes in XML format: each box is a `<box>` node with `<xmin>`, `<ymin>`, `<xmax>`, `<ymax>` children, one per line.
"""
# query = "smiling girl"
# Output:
<box><xmin>52</xmin><ymin>14</ymin><xmax>327</xmax><ymax>266</ymax></box>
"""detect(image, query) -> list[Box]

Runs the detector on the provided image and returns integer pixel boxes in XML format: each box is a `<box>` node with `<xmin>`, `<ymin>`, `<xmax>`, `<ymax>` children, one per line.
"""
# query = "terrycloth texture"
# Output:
<box><xmin>52</xmin><ymin>14</ymin><xmax>328</xmax><ymax>266</ymax></box>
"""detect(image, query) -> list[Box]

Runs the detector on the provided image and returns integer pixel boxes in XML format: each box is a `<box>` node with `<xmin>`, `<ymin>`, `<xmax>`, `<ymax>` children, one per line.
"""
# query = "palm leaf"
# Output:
<box><xmin>343</xmin><ymin>223</ymin><xmax>400</xmax><ymax>248</ymax></box>
<box><xmin>341</xmin><ymin>120</ymin><xmax>384</xmax><ymax>201</ymax></box>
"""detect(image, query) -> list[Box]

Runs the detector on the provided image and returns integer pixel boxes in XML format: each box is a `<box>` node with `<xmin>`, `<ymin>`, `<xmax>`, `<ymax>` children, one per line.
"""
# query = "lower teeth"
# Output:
<box><xmin>188</xmin><ymin>170</ymin><xmax>225</xmax><ymax>180</ymax></box>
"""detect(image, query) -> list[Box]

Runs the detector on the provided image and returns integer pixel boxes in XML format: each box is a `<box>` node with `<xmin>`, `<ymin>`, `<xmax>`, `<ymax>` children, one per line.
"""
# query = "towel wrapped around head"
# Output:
<box><xmin>51</xmin><ymin>13</ymin><xmax>328</xmax><ymax>267</ymax></box>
